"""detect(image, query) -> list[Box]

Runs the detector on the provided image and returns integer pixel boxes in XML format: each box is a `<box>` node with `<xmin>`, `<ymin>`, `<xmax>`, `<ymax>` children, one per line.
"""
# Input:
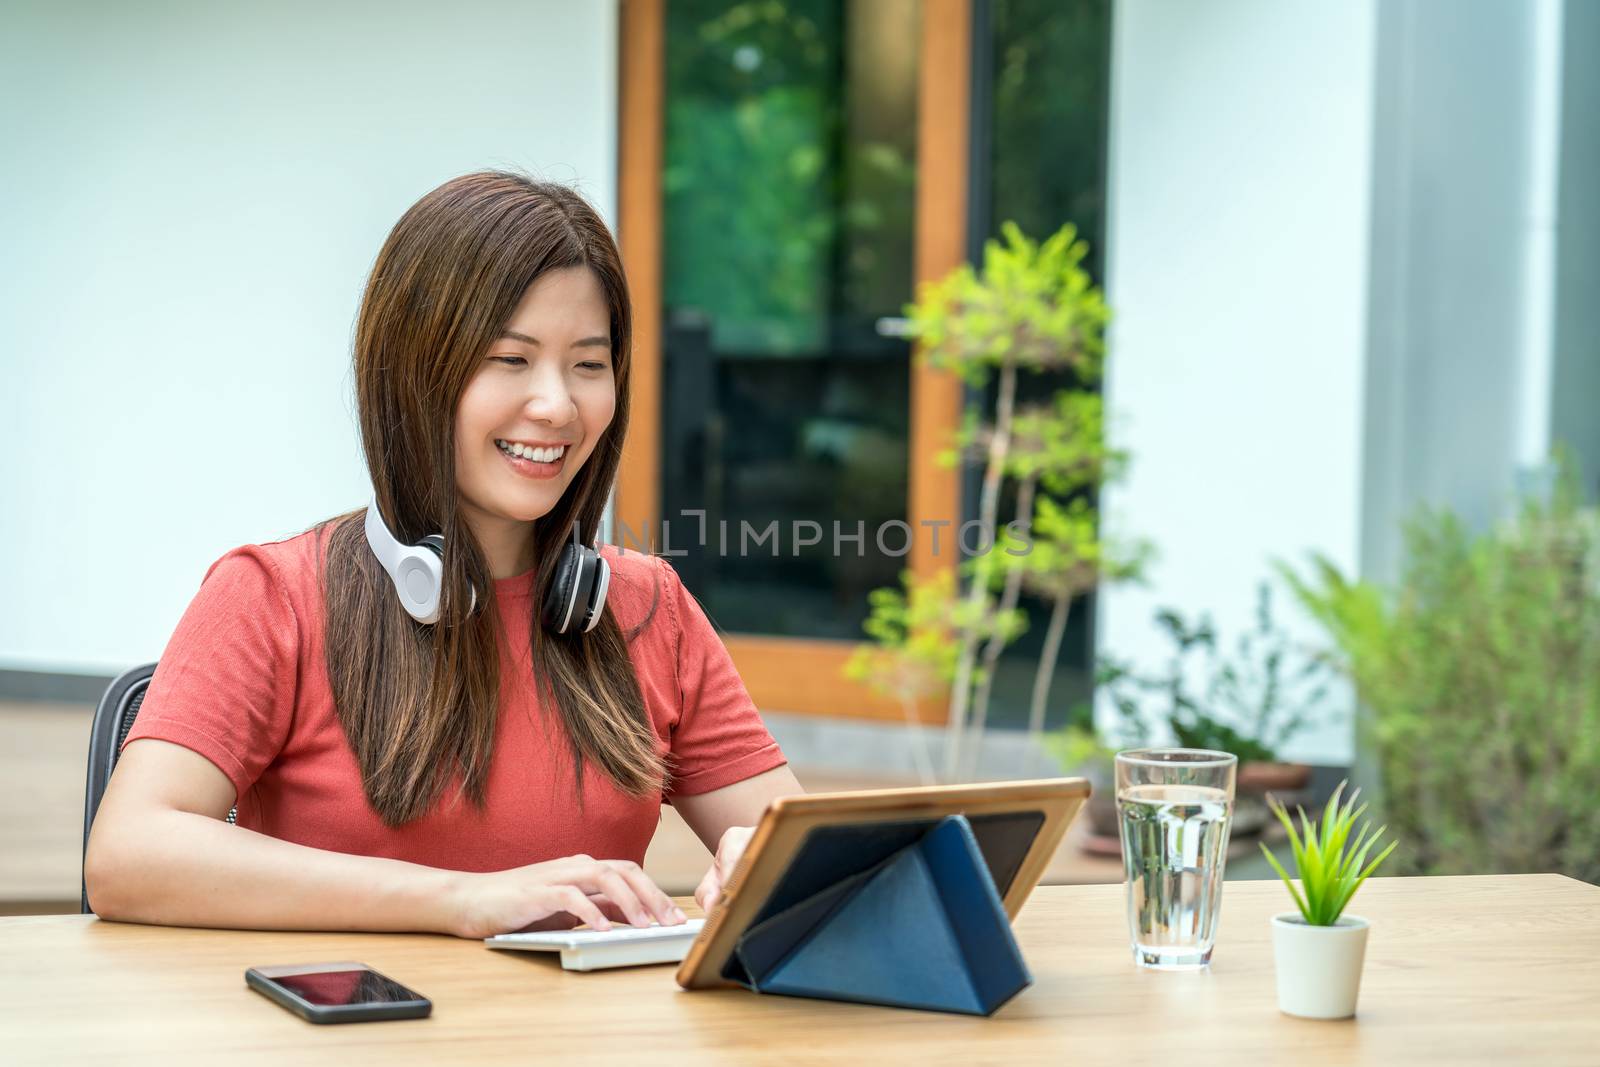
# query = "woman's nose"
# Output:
<box><xmin>523</xmin><ymin>370</ymin><xmax>578</xmax><ymax>426</ymax></box>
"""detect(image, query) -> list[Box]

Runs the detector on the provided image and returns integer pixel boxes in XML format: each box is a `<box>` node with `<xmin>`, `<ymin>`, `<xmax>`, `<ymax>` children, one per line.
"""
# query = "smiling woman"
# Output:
<box><xmin>456</xmin><ymin>267</ymin><xmax>620</xmax><ymax>579</ymax></box>
<box><xmin>82</xmin><ymin>171</ymin><xmax>802</xmax><ymax>939</ymax></box>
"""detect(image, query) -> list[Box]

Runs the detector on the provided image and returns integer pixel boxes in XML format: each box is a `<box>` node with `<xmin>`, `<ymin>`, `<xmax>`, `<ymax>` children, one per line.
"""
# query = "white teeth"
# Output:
<box><xmin>496</xmin><ymin>440</ymin><xmax>565</xmax><ymax>463</ymax></box>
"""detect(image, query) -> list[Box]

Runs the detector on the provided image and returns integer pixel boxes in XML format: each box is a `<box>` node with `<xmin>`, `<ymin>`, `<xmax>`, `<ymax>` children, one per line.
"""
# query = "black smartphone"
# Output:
<box><xmin>245</xmin><ymin>962</ymin><xmax>432</xmax><ymax>1024</ymax></box>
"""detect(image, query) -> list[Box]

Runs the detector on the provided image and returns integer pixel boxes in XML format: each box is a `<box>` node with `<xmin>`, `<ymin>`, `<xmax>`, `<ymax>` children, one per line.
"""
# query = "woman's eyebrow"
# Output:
<box><xmin>498</xmin><ymin>329</ymin><xmax>610</xmax><ymax>348</ymax></box>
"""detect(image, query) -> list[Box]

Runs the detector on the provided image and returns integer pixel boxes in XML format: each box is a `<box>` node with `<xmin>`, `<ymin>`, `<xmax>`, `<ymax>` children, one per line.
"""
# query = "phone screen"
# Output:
<box><xmin>273</xmin><ymin>968</ymin><xmax>423</xmax><ymax>1007</ymax></box>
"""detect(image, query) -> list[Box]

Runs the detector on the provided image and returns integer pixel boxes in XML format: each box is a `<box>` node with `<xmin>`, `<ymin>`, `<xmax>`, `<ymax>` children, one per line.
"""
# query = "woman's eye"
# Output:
<box><xmin>578</xmin><ymin>361</ymin><xmax>609</xmax><ymax>371</ymax></box>
<box><xmin>491</xmin><ymin>355</ymin><xmax>525</xmax><ymax>366</ymax></box>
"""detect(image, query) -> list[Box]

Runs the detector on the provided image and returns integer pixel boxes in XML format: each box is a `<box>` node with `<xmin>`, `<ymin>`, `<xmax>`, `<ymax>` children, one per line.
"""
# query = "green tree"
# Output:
<box><xmin>849</xmin><ymin>221</ymin><xmax>1141</xmax><ymax>779</ymax></box>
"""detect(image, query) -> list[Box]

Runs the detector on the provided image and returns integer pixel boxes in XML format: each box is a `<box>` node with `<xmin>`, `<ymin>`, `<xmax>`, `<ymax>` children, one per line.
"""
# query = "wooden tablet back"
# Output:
<box><xmin>676</xmin><ymin>778</ymin><xmax>1090</xmax><ymax>989</ymax></box>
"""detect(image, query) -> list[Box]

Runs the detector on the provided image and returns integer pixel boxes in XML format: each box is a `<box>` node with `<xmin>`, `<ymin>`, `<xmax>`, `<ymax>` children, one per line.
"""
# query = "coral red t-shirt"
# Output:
<box><xmin>121</xmin><ymin>525</ymin><xmax>787</xmax><ymax>871</ymax></box>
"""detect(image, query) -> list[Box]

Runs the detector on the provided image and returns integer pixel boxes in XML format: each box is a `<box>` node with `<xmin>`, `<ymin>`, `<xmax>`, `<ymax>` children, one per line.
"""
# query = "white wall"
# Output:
<box><xmin>0</xmin><ymin>1</ymin><xmax>618</xmax><ymax>674</ymax></box>
<box><xmin>1362</xmin><ymin>0</ymin><xmax>1559</xmax><ymax>587</ymax></box>
<box><xmin>1550</xmin><ymin>0</ymin><xmax>1600</xmax><ymax>488</ymax></box>
<box><xmin>1100</xmin><ymin>0</ymin><xmax>1594</xmax><ymax>767</ymax></box>
<box><xmin>1099</xmin><ymin>0</ymin><xmax>1378</xmax><ymax>765</ymax></box>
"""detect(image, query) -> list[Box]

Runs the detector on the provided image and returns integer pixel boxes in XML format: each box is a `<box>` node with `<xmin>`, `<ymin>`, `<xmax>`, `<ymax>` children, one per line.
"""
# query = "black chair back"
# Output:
<box><xmin>81</xmin><ymin>663</ymin><xmax>235</xmax><ymax>914</ymax></box>
<box><xmin>82</xmin><ymin>663</ymin><xmax>156</xmax><ymax>913</ymax></box>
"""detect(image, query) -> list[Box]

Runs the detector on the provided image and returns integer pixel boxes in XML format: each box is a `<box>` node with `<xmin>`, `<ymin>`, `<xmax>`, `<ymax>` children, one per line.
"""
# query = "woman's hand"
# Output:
<box><xmin>446</xmin><ymin>854</ymin><xmax>687</xmax><ymax>940</ymax></box>
<box><xmin>694</xmin><ymin>825</ymin><xmax>755</xmax><ymax>914</ymax></box>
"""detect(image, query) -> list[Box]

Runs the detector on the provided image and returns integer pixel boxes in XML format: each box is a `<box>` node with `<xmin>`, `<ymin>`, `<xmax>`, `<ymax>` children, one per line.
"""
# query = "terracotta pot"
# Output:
<box><xmin>1238</xmin><ymin>761</ymin><xmax>1313</xmax><ymax>793</ymax></box>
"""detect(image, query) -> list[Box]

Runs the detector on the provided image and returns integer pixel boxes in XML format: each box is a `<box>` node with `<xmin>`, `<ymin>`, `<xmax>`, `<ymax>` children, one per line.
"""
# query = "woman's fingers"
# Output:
<box><xmin>695</xmin><ymin>826</ymin><xmax>755</xmax><ymax>914</ymax></box>
<box><xmin>545</xmin><ymin>885</ymin><xmax>611</xmax><ymax>931</ymax></box>
<box><xmin>713</xmin><ymin>827</ymin><xmax>753</xmax><ymax>899</ymax></box>
<box><xmin>551</xmin><ymin>856</ymin><xmax>667</xmax><ymax>926</ymax></box>
<box><xmin>558</xmin><ymin>857</ymin><xmax>680</xmax><ymax>926</ymax></box>
<box><xmin>590</xmin><ymin>867</ymin><xmax>654</xmax><ymax>927</ymax></box>
<box><xmin>585</xmin><ymin>892</ymin><xmax>632</xmax><ymax>925</ymax></box>
<box><xmin>602</xmin><ymin>859</ymin><xmax>685</xmax><ymax>925</ymax></box>
<box><xmin>694</xmin><ymin>866</ymin><xmax>720</xmax><ymax>914</ymax></box>
<box><xmin>495</xmin><ymin>855</ymin><xmax>682</xmax><ymax>934</ymax></box>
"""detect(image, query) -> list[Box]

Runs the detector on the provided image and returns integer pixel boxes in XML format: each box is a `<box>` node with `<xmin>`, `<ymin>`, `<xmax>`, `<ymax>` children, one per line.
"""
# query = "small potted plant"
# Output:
<box><xmin>1260</xmin><ymin>782</ymin><xmax>1397</xmax><ymax>1019</ymax></box>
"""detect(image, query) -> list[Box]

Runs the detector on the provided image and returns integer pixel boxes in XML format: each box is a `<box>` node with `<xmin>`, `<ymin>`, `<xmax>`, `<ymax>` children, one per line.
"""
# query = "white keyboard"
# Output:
<box><xmin>488</xmin><ymin>918</ymin><xmax>704</xmax><ymax>949</ymax></box>
<box><xmin>485</xmin><ymin>919</ymin><xmax>705</xmax><ymax>971</ymax></box>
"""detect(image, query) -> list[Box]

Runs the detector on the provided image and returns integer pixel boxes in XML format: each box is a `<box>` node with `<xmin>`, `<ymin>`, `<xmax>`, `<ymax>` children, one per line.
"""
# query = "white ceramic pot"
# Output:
<box><xmin>1270</xmin><ymin>913</ymin><xmax>1370</xmax><ymax>1019</ymax></box>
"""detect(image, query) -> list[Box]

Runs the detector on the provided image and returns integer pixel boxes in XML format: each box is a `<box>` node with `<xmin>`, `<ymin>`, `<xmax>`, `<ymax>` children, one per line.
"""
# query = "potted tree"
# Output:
<box><xmin>848</xmin><ymin>220</ymin><xmax>1143</xmax><ymax>782</ymax></box>
<box><xmin>1260</xmin><ymin>782</ymin><xmax>1396</xmax><ymax>1019</ymax></box>
<box><xmin>1052</xmin><ymin>586</ymin><xmax>1344</xmax><ymax>858</ymax></box>
<box><xmin>1088</xmin><ymin>581</ymin><xmax>1334</xmax><ymax>832</ymax></box>
<box><xmin>844</xmin><ymin>569</ymin><xmax>1024</xmax><ymax>785</ymax></box>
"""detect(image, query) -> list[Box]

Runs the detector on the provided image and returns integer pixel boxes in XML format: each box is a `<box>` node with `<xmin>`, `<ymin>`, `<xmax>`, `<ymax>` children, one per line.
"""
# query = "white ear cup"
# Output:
<box><xmin>395</xmin><ymin>551</ymin><xmax>444</xmax><ymax>623</ymax></box>
<box><xmin>418</xmin><ymin>534</ymin><xmax>479</xmax><ymax>617</ymax></box>
<box><xmin>366</xmin><ymin>500</ymin><xmax>446</xmax><ymax>624</ymax></box>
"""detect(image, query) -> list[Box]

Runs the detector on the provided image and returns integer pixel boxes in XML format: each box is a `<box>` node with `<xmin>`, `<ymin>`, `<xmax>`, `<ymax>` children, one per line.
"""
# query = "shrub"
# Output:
<box><xmin>1282</xmin><ymin>464</ymin><xmax>1600</xmax><ymax>883</ymax></box>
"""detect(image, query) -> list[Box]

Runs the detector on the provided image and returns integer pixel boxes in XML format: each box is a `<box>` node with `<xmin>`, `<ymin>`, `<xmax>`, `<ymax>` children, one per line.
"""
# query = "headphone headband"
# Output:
<box><xmin>364</xmin><ymin>496</ymin><xmax>606</xmax><ymax>634</ymax></box>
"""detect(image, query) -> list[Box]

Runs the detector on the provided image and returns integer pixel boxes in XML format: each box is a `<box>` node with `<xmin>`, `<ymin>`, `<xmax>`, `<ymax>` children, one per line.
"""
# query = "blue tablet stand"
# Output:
<box><xmin>721</xmin><ymin>814</ymin><xmax>1031</xmax><ymax>1016</ymax></box>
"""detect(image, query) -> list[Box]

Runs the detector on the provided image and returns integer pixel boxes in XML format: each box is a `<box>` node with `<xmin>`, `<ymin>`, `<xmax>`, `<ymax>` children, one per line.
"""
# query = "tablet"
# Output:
<box><xmin>675</xmin><ymin>777</ymin><xmax>1090</xmax><ymax>990</ymax></box>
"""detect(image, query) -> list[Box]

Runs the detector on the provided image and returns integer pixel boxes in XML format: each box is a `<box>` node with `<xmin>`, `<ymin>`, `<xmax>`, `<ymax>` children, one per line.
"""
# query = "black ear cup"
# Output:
<box><xmin>541</xmin><ymin>543</ymin><xmax>605</xmax><ymax>635</ymax></box>
<box><xmin>540</xmin><ymin>543</ymin><xmax>608</xmax><ymax>633</ymax></box>
<box><xmin>579</xmin><ymin>556</ymin><xmax>610</xmax><ymax>633</ymax></box>
<box><xmin>541</xmin><ymin>547</ymin><xmax>577</xmax><ymax>631</ymax></box>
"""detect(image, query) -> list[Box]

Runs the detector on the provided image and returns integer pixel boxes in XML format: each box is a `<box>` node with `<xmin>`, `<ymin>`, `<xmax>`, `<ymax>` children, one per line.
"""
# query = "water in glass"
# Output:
<box><xmin>1117</xmin><ymin>783</ymin><xmax>1233</xmax><ymax>969</ymax></box>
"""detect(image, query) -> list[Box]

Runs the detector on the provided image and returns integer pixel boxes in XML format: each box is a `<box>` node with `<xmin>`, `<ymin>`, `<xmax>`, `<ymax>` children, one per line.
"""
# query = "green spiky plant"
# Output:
<box><xmin>1260</xmin><ymin>781</ymin><xmax>1397</xmax><ymax>926</ymax></box>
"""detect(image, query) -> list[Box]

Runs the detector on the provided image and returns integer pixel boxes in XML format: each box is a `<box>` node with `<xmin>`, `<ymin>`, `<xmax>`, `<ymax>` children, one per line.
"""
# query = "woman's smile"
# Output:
<box><xmin>495</xmin><ymin>437</ymin><xmax>568</xmax><ymax>480</ymax></box>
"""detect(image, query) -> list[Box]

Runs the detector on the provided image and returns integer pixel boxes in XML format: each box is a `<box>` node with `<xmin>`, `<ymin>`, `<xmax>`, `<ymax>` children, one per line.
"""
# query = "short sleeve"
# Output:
<box><xmin>121</xmin><ymin>546</ymin><xmax>299</xmax><ymax>803</ymax></box>
<box><xmin>659</xmin><ymin>557</ymin><xmax>787</xmax><ymax>799</ymax></box>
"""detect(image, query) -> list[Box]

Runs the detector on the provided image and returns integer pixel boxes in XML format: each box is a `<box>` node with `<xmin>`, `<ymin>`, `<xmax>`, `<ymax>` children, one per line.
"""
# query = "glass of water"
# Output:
<box><xmin>1115</xmin><ymin>748</ymin><xmax>1238</xmax><ymax>969</ymax></box>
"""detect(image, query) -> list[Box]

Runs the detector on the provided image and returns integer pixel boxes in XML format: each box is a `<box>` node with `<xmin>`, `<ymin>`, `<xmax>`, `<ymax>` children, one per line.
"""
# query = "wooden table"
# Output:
<box><xmin>3</xmin><ymin>875</ymin><xmax>1597</xmax><ymax>1065</ymax></box>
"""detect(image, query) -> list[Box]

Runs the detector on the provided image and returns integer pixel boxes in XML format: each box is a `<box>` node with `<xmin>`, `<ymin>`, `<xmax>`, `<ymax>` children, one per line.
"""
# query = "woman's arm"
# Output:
<box><xmin>86</xmin><ymin>739</ymin><xmax>684</xmax><ymax>938</ymax></box>
<box><xmin>673</xmin><ymin>764</ymin><xmax>804</xmax><ymax>911</ymax></box>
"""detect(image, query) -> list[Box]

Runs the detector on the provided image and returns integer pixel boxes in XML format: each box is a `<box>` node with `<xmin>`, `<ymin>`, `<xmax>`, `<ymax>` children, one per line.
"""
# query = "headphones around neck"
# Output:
<box><xmin>363</xmin><ymin>497</ymin><xmax>609</xmax><ymax>634</ymax></box>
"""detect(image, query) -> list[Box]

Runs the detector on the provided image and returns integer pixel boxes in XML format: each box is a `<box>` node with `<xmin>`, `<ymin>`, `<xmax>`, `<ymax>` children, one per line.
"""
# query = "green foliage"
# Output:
<box><xmin>947</xmin><ymin>392</ymin><xmax>1127</xmax><ymax>495</ymax></box>
<box><xmin>1008</xmin><ymin>391</ymin><xmax>1126</xmax><ymax>496</ymax></box>
<box><xmin>1095</xmin><ymin>582</ymin><xmax>1336</xmax><ymax>764</ymax></box>
<box><xmin>663</xmin><ymin>0</ymin><xmax>917</xmax><ymax>353</ymax></box>
<box><xmin>845</xmin><ymin>569</ymin><xmax>1025</xmax><ymax>703</ymax></box>
<box><xmin>1281</xmin><ymin>460</ymin><xmax>1600</xmax><ymax>883</ymax></box>
<box><xmin>903</xmin><ymin>220</ymin><xmax>1110</xmax><ymax>386</ymax></box>
<box><xmin>1259</xmin><ymin>781</ymin><xmax>1397</xmax><ymax>925</ymax></box>
<box><xmin>1003</xmin><ymin>496</ymin><xmax>1145</xmax><ymax>601</ymax></box>
<box><xmin>990</xmin><ymin>0</ymin><xmax>1112</xmax><ymax>279</ymax></box>
<box><xmin>1045</xmin><ymin>721</ymin><xmax>1113</xmax><ymax>772</ymax></box>
<box><xmin>849</xmin><ymin>218</ymin><xmax>1135</xmax><ymax>767</ymax></box>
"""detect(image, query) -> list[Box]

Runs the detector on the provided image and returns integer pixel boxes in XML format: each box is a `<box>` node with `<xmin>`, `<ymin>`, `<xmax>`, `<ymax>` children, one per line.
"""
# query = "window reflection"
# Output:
<box><xmin>662</xmin><ymin>0</ymin><xmax>919</xmax><ymax>639</ymax></box>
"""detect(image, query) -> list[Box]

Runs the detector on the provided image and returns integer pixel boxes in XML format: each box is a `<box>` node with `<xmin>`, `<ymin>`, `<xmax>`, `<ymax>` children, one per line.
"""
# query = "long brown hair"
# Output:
<box><xmin>316</xmin><ymin>171</ymin><xmax>665</xmax><ymax>827</ymax></box>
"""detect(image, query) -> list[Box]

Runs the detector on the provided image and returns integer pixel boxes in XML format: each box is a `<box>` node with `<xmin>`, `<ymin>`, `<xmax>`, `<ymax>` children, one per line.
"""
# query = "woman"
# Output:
<box><xmin>84</xmin><ymin>171</ymin><xmax>802</xmax><ymax>938</ymax></box>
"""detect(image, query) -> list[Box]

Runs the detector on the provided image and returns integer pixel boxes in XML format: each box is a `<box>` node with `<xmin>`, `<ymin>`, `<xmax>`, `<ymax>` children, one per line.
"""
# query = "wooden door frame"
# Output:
<box><xmin>616</xmin><ymin>0</ymin><xmax>970</xmax><ymax>723</ymax></box>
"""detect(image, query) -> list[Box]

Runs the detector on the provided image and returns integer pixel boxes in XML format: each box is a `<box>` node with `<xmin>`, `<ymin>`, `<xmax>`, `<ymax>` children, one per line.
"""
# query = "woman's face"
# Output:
<box><xmin>453</xmin><ymin>266</ymin><xmax>617</xmax><ymax>563</ymax></box>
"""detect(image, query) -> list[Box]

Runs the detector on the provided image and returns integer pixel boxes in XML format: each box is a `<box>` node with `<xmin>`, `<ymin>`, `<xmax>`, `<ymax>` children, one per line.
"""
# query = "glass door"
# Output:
<box><xmin>619</xmin><ymin>0</ymin><xmax>968</xmax><ymax>720</ymax></box>
<box><xmin>659</xmin><ymin>0</ymin><xmax>919</xmax><ymax>639</ymax></box>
